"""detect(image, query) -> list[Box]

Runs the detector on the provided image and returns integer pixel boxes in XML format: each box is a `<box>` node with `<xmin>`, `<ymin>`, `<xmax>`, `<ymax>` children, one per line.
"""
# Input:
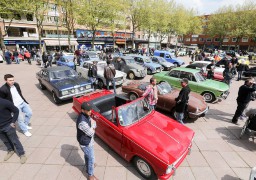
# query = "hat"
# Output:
<box><xmin>81</xmin><ymin>102</ymin><xmax>92</xmax><ymax>111</ymax></box>
<box><xmin>181</xmin><ymin>78</ymin><xmax>189</xmax><ymax>84</ymax></box>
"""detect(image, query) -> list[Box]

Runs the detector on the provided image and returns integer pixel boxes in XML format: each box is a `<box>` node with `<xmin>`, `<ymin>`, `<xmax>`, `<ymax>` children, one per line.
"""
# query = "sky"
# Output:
<box><xmin>179</xmin><ymin>0</ymin><xmax>245</xmax><ymax>15</ymax></box>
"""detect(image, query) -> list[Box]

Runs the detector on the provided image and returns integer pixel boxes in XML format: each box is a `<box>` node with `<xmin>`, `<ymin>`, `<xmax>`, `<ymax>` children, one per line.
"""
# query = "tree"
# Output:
<box><xmin>57</xmin><ymin>0</ymin><xmax>77</xmax><ymax>50</ymax></box>
<box><xmin>0</xmin><ymin>0</ymin><xmax>31</xmax><ymax>50</ymax></box>
<box><xmin>76</xmin><ymin>0</ymin><xmax>120</xmax><ymax>48</ymax></box>
<box><xmin>207</xmin><ymin>6</ymin><xmax>234</xmax><ymax>49</ymax></box>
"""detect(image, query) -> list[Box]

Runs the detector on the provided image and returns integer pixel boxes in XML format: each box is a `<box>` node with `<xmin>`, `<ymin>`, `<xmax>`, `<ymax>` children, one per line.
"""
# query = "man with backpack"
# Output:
<box><xmin>104</xmin><ymin>60</ymin><xmax>116</xmax><ymax>94</ymax></box>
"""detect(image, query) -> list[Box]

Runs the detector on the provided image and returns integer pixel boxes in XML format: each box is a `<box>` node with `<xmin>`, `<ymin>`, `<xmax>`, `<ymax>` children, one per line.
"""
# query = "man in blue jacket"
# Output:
<box><xmin>0</xmin><ymin>97</ymin><xmax>27</xmax><ymax>164</ymax></box>
<box><xmin>76</xmin><ymin>102</ymin><xmax>98</xmax><ymax>180</ymax></box>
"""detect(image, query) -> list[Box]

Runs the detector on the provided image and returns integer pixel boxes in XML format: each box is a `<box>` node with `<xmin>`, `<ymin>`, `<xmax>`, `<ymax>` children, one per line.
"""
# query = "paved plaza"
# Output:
<box><xmin>0</xmin><ymin>58</ymin><xmax>256</xmax><ymax>180</ymax></box>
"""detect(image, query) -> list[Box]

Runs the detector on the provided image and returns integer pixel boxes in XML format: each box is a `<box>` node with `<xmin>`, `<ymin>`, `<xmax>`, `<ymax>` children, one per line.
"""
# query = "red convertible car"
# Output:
<box><xmin>122</xmin><ymin>82</ymin><xmax>208</xmax><ymax>120</ymax></box>
<box><xmin>73</xmin><ymin>90</ymin><xmax>194</xmax><ymax>180</ymax></box>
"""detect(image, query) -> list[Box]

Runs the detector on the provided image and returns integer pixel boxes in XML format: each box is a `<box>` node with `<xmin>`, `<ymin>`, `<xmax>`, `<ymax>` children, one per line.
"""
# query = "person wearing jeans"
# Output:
<box><xmin>106</xmin><ymin>78</ymin><xmax>116</xmax><ymax>94</ymax></box>
<box><xmin>142</xmin><ymin>77</ymin><xmax>158</xmax><ymax>110</ymax></box>
<box><xmin>104</xmin><ymin>60</ymin><xmax>116</xmax><ymax>94</ymax></box>
<box><xmin>76</xmin><ymin>102</ymin><xmax>98</xmax><ymax>180</ymax></box>
<box><xmin>0</xmin><ymin>97</ymin><xmax>27</xmax><ymax>164</ymax></box>
<box><xmin>0</xmin><ymin>74</ymin><xmax>33</xmax><ymax>137</ymax></box>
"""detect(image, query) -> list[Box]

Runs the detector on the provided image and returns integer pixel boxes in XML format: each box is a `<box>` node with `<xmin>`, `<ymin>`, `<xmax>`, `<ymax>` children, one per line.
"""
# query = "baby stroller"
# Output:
<box><xmin>240</xmin><ymin>108</ymin><xmax>256</xmax><ymax>140</ymax></box>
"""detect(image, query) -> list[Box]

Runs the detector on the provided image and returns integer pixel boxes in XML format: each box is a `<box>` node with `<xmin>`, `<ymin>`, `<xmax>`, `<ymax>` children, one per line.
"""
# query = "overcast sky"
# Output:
<box><xmin>179</xmin><ymin>0</ymin><xmax>245</xmax><ymax>15</ymax></box>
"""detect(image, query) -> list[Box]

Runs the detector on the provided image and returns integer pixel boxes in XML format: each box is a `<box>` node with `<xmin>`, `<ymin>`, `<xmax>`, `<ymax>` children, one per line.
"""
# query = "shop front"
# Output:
<box><xmin>4</xmin><ymin>39</ymin><xmax>44</xmax><ymax>50</ymax></box>
<box><xmin>43</xmin><ymin>38</ymin><xmax>78</xmax><ymax>51</ymax></box>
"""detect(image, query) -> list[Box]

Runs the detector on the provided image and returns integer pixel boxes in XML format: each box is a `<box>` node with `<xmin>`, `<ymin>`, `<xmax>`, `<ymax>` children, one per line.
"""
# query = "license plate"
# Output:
<box><xmin>86</xmin><ymin>85</ymin><xmax>91</xmax><ymax>89</ymax></box>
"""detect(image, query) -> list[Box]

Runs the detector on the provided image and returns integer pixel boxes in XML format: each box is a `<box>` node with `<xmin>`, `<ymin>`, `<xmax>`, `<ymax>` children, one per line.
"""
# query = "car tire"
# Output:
<box><xmin>129</xmin><ymin>92</ymin><xmax>138</xmax><ymax>100</ymax></box>
<box><xmin>39</xmin><ymin>81</ymin><xmax>46</xmax><ymax>90</ymax></box>
<box><xmin>173</xmin><ymin>62</ymin><xmax>178</xmax><ymax>67</ymax></box>
<box><xmin>133</xmin><ymin>156</ymin><xmax>156</xmax><ymax>180</ymax></box>
<box><xmin>202</xmin><ymin>92</ymin><xmax>216</xmax><ymax>103</ymax></box>
<box><xmin>52</xmin><ymin>91</ymin><xmax>61</xmax><ymax>104</ymax></box>
<box><xmin>98</xmin><ymin>79</ymin><xmax>104</xmax><ymax>89</ymax></box>
<box><xmin>128</xmin><ymin>72</ymin><xmax>135</xmax><ymax>80</ymax></box>
<box><xmin>147</xmin><ymin>69</ymin><xmax>152</xmax><ymax>75</ymax></box>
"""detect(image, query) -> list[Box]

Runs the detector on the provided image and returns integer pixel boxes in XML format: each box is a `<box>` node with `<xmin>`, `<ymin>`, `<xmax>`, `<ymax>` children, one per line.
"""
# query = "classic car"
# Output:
<box><xmin>56</xmin><ymin>54</ymin><xmax>75</xmax><ymax>69</ymax></box>
<box><xmin>72</xmin><ymin>90</ymin><xmax>194</xmax><ymax>180</ymax></box>
<box><xmin>36</xmin><ymin>66</ymin><xmax>93</xmax><ymax>104</ymax></box>
<box><xmin>153</xmin><ymin>67</ymin><xmax>230</xmax><ymax>103</ymax></box>
<box><xmin>76</xmin><ymin>61</ymin><xmax>127</xmax><ymax>89</ymax></box>
<box><xmin>112</xmin><ymin>56</ymin><xmax>147</xmax><ymax>79</ymax></box>
<box><xmin>243</xmin><ymin>67</ymin><xmax>256</xmax><ymax>77</ymax></box>
<box><xmin>150</xmin><ymin>56</ymin><xmax>175</xmax><ymax>71</ymax></box>
<box><xmin>122</xmin><ymin>82</ymin><xmax>208</xmax><ymax>120</ymax></box>
<box><xmin>177</xmin><ymin>50</ymin><xmax>186</xmax><ymax>56</ymax></box>
<box><xmin>129</xmin><ymin>54</ymin><xmax>162</xmax><ymax>75</ymax></box>
<box><xmin>86</xmin><ymin>51</ymin><xmax>99</xmax><ymax>61</ymax></box>
<box><xmin>153</xmin><ymin>50</ymin><xmax>185</xmax><ymax>67</ymax></box>
<box><xmin>238</xmin><ymin>56</ymin><xmax>250</xmax><ymax>65</ymax></box>
<box><xmin>185</xmin><ymin>61</ymin><xmax>224</xmax><ymax>81</ymax></box>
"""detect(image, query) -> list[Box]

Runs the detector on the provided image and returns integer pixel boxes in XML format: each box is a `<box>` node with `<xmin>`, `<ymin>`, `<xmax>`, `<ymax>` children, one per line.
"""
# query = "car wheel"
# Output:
<box><xmin>202</xmin><ymin>92</ymin><xmax>216</xmax><ymax>103</ymax></box>
<box><xmin>133</xmin><ymin>156</ymin><xmax>156</xmax><ymax>180</ymax></box>
<box><xmin>147</xmin><ymin>69</ymin><xmax>152</xmax><ymax>75</ymax></box>
<box><xmin>98</xmin><ymin>79</ymin><xmax>104</xmax><ymax>89</ymax></box>
<box><xmin>129</xmin><ymin>93</ymin><xmax>138</xmax><ymax>100</ymax></box>
<box><xmin>39</xmin><ymin>81</ymin><xmax>46</xmax><ymax>90</ymax></box>
<box><xmin>52</xmin><ymin>92</ymin><xmax>61</xmax><ymax>104</ymax></box>
<box><xmin>128</xmin><ymin>72</ymin><xmax>135</xmax><ymax>80</ymax></box>
<box><xmin>173</xmin><ymin>63</ymin><xmax>178</xmax><ymax>67</ymax></box>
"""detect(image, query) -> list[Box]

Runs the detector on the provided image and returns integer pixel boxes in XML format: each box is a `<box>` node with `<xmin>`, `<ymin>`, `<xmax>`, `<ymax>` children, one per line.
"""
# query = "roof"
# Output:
<box><xmin>43</xmin><ymin>66</ymin><xmax>72</xmax><ymax>72</ymax></box>
<box><xmin>171</xmin><ymin>67</ymin><xmax>200</xmax><ymax>73</ymax></box>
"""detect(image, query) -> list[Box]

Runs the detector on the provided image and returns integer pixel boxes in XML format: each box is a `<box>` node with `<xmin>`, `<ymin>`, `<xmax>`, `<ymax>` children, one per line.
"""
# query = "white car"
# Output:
<box><xmin>76</xmin><ymin>61</ymin><xmax>127</xmax><ymax>89</ymax></box>
<box><xmin>0</xmin><ymin>55</ymin><xmax>3</xmax><ymax>63</ymax></box>
<box><xmin>178</xmin><ymin>50</ymin><xmax>186</xmax><ymax>56</ymax></box>
<box><xmin>190</xmin><ymin>61</ymin><xmax>225</xmax><ymax>75</ymax></box>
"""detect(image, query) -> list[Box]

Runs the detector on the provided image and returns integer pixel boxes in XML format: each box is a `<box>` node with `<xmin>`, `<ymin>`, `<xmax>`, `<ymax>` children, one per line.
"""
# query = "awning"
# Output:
<box><xmin>116</xmin><ymin>41</ymin><xmax>125</xmax><ymax>44</ymax></box>
<box><xmin>44</xmin><ymin>40</ymin><xmax>78</xmax><ymax>46</ymax></box>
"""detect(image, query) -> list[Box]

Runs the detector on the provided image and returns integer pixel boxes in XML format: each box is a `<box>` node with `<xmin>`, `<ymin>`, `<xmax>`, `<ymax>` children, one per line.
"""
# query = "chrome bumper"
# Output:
<box><xmin>189</xmin><ymin>106</ymin><xmax>209</xmax><ymax>116</ymax></box>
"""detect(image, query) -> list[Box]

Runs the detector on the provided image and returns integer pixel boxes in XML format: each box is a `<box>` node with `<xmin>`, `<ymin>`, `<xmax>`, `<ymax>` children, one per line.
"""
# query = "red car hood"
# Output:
<box><xmin>124</xmin><ymin>111</ymin><xmax>194</xmax><ymax>164</ymax></box>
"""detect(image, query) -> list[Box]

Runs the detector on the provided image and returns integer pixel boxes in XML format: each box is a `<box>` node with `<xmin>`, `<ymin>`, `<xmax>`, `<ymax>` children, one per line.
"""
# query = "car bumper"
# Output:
<box><xmin>134</xmin><ymin>70</ymin><xmax>147</xmax><ymax>77</ymax></box>
<box><xmin>189</xmin><ymin>106</ymin><xmax>209</xmax><ymax>118</ymax></box>
<box><xmin>59</xmin><ymin>88</ymin><xmax>94</xmax><ymax>100</ymax></box>
<box><xmin>158</xmin><ymin>140</ymin><xmax>193</xmax><ymax>180</ymax></box>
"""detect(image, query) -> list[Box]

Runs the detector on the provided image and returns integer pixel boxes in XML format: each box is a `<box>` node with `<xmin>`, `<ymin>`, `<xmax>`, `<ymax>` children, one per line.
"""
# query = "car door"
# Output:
<box><xmin>179</xmin><ymin>71</ymin><xmax>198</xmax><ymax>92</ymax></box>
<box><xmin>92</xmin><ymin>108</ymin><xmax>123</xmax><ymax>154</ymax></box>
<box><xmin>165</xmin><ymin>54</ymin><xmax>173</xmax><ymax>63</ymax></box>
<box><xmin>165</xmin><ymin>70</ymin><xmax>180</xmax><ymax>88</ymax></box>
<box><xmin>41</xmin><ymin>70</ymin><xmax>52</xmax><ymax>90</ymax></box>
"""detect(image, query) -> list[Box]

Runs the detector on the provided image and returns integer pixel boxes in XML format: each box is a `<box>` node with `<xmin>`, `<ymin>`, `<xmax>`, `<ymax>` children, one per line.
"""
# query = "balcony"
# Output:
<box><xmin>45</xmin><ymin>34</ymin><xmax>74</xmax><ymax>38</ymax></box>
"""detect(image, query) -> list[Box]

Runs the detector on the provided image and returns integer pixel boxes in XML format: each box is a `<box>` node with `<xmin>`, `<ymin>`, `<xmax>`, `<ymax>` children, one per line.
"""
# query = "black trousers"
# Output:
<box><xmin>232</xmin><ymin>101</ymin><xmax>248</xmax><ymax>123</ymax></box>
<box><xmin>0</xmin><ymin>124</ymin><xmax>25</xmax><ymax>156</ymax></box>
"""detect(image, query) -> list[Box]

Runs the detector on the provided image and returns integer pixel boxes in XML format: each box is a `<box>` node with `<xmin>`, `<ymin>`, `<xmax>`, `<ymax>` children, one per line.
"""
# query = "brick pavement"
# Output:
<box><xmin>0</xmin><ymin>58</ymin><xmax>255</xmax><ymax>180</ymax></box>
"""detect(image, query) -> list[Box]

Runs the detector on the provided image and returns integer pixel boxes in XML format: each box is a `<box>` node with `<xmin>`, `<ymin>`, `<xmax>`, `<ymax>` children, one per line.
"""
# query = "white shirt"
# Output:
<box><xmin>10</xmin><ymin>85</ymin><xmax>24</xmax><ymax>106</ymax></box>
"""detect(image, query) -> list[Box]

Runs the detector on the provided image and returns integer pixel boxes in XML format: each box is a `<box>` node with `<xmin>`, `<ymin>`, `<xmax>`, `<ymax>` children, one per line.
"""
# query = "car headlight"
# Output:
<box><xmin>166</xmin><ymin>165</ymin><xmax>175</xmax><ymax>174</ymax></box>
<box><xmin>80</xmin><ymin>87</ymin><xmax>84</xmax><ymax>91</ymax></box>
<box><xmin>62</xmin><ymin>90</ymin><xmax>69</xmax><ymax>96</ymax></box>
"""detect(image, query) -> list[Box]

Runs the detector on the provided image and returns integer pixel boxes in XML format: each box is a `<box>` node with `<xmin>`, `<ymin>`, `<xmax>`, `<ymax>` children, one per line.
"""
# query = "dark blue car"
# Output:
<box><xmin>56</xmin><ymin>55</ymin><xmax>75</xmax><ymax>69</ymax></box>
<box><xmin>36</xmin><ymin>66</ymin><xmax>93</xmax><ymax>104</ymax></box>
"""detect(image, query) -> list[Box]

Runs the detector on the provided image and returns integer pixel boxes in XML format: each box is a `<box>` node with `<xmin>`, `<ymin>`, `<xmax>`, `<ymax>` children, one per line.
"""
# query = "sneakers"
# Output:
<box><xmin>27</xmin><ymin>126</ymin><xmax>32</xmax><ymax>130</ymax></box>
<box><xmin>4</xmin><ymin>151</ymin><xmax>15</xmax><ymax>161</ymax></box>
<box><xmin>24</xmin><ymin>131</ymin><xmax>32</xmax><ymax>137</ymax></box>
<box><xmin>20</xmin><ymin>155</ymin><xmax>27</xmax><ymax>164</ymax></box>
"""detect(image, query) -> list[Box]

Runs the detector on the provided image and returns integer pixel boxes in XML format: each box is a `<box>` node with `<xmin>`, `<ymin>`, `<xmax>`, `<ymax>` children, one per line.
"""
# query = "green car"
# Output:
<box><xmin>153</xmin><ymin>67</ymin><xmax>230</xmax><ymax>103</ymax></box>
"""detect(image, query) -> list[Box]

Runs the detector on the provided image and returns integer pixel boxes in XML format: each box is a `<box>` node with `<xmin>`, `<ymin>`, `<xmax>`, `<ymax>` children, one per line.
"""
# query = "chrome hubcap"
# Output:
<box><xmin>204</xmin><ymin>93</ymin><xmax>212</xmax><ymax>101</ymax></box>
<box><xmin>137</xmin><ymin>159</ymin><xmax>151</xmax><ymax>176</ymax></box>
<box><xmin>129</xmin><ymin>73</ymin><xmax>134</xmax><ymax>79</ymax></box>
<box><xmin>129</xmin><ymin>94</ymin><xmax>137</xmax><ymax>100</ymax></box>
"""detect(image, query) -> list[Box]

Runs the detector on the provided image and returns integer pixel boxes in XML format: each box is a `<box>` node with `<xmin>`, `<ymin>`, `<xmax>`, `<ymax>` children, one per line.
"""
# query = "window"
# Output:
<box><xmin>199</xmin><ymin>38</ymin><xmax>204</xmax><ymax>42</ymax></box>
<box><xmin>185</xmin><ymin>38</ymin><xmax>190</xmax><ymax>42</ymax></box>
<box><xmin>242</xmin><ymin>37</ymin><xmax>248</xmax><ymax>42</ymax></box>
<box><xmin>192</xmin><ymin>37</ymin><xmax>197</xmax><ymax>41</ymax></box>
<box><xmin>165</xmin><ymin>54</ymin><xmax>170</xmax><ymax>58</ymax></box>
<box><xmin>26</xmin><ymin>14</ymin><xmax>33</xmax><ymax>21</ymax></box>
<box><xmin>151</xmin><ymin>57</ymin><xmax>158</xmax><ymax>63</ymax></box>
<box><xmin>223</xmin><ymin>38</ymin><xmax>229</xmax><ymax>42</ymax></box>
<box><xmin>169</xmin><ymin>70</ymin><xmax>180</xmax><ymax>78</ymax></box>
<box><xmin>13</xmin><ymin>13</ymin><xmax>21</xmax><ymax>20</ymax></box>
<box><xmin>206</xmin><ymin>38</ymin><xmax>212</xmax><ymax>42</ymax></box>
<box><xmin>232</xmin><ymin>37</ymin><xmax>237</xmax><ymax>42</ymax></box>
<box><xmin>159</xmin><ymin>53</ymin><xmax>165</xmax><ymax>58</ymax></box>
<box><xmin>214</xmin><ymin>38</ymin><xmax>220</xmax><ymax>42</ymax></box>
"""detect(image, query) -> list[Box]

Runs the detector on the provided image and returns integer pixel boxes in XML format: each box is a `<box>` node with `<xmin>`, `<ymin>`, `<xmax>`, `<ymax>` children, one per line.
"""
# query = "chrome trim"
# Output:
<box><xmin>59</xmin><ymin>89</ymin><xmax>93</xmax><ymax>99</ymax></box>
<box><xmin>189</xmin><ymin>106</ymin><xmax>209</xmax><ymax>116</ymax></box>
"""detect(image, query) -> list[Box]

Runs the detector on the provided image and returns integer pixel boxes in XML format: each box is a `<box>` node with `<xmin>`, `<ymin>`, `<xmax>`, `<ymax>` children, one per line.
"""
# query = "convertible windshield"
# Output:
<box><xmin>157</xmin><ymin>83</ymin><xmax>172</xmax><ymax>94</ymax></box>
<box><xmin>195</xmin><ymin>72</ymin><xmax>206</xmax><ymax>82</ymax></box>
<box><xmin>50</xmin><ymin>69</ymin><xmax>77</xmax><ymax>79</ymax></box>
<box><xmin>118</xmin><ymin>99</ymin><xmax>151</xmax><ymax>126</ymax></box>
